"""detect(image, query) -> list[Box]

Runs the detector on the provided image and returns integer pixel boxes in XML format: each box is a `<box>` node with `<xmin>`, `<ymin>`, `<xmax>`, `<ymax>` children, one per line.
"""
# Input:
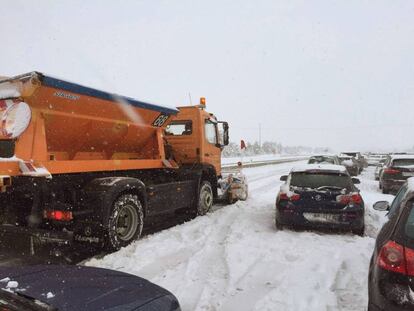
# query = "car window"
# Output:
<box><xmin>392</xmin><ymin>159</ymin><xmax>414</xmax><ymax>167</ymax></box>
<box><xmin>404</xmin><ymin>202</ymin><xmax>414</xmax><ymax>239</ymax></box>
<box><xmin>308</xmin><ymin>157</ymin><xmax>335</xmax><ymax>164</ymax></box>
<box><xmin>290</xmin><ymin>172</ymin><xmax>352</xmax><ymax>190</ymax></box>
<box><xmin>388</xmin><ymin>185</ymin><xmax>408</xmax><ymax>218</ymax></box>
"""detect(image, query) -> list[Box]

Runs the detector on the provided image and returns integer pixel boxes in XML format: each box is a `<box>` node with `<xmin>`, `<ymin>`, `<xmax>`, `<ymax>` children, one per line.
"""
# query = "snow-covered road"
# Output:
<box><xmin>87</xmin><ymin>161</ymin><xmax>394</xmax><ymax>311</ymax></box>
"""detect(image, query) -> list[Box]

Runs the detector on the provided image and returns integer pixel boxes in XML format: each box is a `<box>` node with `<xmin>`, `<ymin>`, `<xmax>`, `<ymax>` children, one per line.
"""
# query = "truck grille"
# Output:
<box><xmin>0</xmin><ymin>140</ymin><xmax>15</xmax><ymax>158</ymax></box>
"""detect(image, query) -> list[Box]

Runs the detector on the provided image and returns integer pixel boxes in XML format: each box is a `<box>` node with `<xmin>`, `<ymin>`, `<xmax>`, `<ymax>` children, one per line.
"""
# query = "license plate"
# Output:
<box><xmin>303</xmin><ymin>213</ymin><xmax>340</xmax><ymax>223</ymax></box>
<box><xmin>403</xmin><ymin>172</ymin><xmax>414</xmax><ymax>177</ymax></box>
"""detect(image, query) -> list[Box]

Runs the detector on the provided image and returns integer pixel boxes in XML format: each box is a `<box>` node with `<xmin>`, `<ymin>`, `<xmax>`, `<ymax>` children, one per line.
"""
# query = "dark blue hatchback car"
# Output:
<box><xmin>368</xmin><ymin>178</ymin><xmax>414</xmax><ymax>310</ymax></box>
<box><xmin>0</xmin><ymin>265</ymin><xmax>181</xmax><ymax>311</ymax></box>
<box><xmin>275</xmin><ymin>164</ymin><xmax>365</xmax><ymax>235</ymax></box>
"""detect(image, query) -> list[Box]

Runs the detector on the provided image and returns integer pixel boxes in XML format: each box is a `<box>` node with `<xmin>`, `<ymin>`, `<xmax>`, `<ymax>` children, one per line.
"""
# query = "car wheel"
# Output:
<box><xmin>275</xmin><ymin>217</ymin><xmax>284</xmax><ymax>231</ymax></box>
<box><xmin>105</xmin><ymin>194</ymin><xmax>144</xmax><ymax>251</ymax></box>
<box><xmin>352</xmin><ymin>225</ymin><xmax>365</xmax><ymax>236</ymax></box>
<box><xmin>239</xmin><ymin>186</ymin><xmax>248</xmax><ymax>201</ymax></box>
<box><xmin>198</xmin><ymin>181</ymin><xmax>214</xmax><ymax>215</ymax></box>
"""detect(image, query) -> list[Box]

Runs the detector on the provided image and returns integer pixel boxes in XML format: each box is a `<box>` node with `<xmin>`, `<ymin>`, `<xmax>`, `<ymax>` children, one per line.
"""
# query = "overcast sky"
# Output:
<box><xmin>1</xmin><ymin>0</ymin><xmax>413</xmax><ymax>151</ymax></box>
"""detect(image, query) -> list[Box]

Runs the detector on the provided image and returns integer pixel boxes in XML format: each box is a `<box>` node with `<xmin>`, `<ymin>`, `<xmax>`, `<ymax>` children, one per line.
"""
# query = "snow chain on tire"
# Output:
<box><xmin>105</xmin><ymin>194</ymin><xmax>144</xmax><ymax>251</ymax></box>
<box><xmin>198</xmin><ymin>181</ymin><xmax>213</xmax><ymax>216</ymax></box>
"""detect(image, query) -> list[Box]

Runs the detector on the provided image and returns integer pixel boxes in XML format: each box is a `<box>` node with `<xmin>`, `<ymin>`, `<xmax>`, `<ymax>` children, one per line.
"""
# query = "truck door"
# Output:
<box><xmin>203</xmin><ymin>119</ymin><xmax>221</xmax><ymax>173</ymax></box>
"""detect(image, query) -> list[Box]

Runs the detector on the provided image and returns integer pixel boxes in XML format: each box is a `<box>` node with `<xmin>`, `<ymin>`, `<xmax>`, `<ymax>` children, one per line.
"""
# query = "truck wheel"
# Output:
<box><xmin>198</xmin><ymin>181</ymin><xmax>213</xmax><ymax>216</ymax></box>
<box><xmin>105</xmin><ymin>194</ymin><xmax>144</xmax><ymax>251</ymax></box>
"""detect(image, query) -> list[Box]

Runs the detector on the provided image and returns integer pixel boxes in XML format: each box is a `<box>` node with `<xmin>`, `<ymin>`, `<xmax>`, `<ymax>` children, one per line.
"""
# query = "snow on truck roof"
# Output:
<box><xmin>291</xmin><ymin>164</ymin><xmax>348</xmax><ymax>174</ymax></box>
<box><xmin>0</xmin><ymin>72</ymin><xmax>179</xmax><ymax>115</ymax></box>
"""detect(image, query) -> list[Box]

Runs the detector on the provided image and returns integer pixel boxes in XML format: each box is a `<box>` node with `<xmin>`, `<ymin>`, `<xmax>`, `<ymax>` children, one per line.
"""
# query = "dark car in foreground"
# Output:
<box><xmin>379</xmin><ymin>155</ymin><xmax>414</xmax><ymax>194</ymax></box>
<box><xmin>307</xmin><ymin>155</ymin><xmax>341</xmax><ymax>165</ymax></box>
<box><xmin>0</xmin><ymin>265</ymin><xmax>181</xmax><ymax>311</ymax></box>
<box><xmin>275</xmin><ymin>164</ymin><xmax>365</xmax><ymax>235</ymax></box>
<box><xmin>368</xmin><ymin>178</ymin><xmax>414</xmax><ymax>310</ymax></box>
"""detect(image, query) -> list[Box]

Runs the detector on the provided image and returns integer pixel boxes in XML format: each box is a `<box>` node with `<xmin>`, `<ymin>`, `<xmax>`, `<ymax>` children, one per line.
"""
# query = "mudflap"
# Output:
<box><xmin>0</xmin><ymin>225</ymin><xmax>77</xmax><ymax>264</ymax></box>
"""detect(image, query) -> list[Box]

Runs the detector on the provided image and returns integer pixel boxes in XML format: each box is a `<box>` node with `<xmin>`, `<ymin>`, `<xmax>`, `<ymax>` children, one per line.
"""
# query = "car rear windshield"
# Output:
<box><xmin>308</xmin><ymin>157</ymin><xmax>335</xmax><ymax>164</ymax></box>
<box><xmin>290</xmin><ymin>172</ymin><xmax>352</xmax><ymax>190</ymax></box>
<box><xmin>392</xmin><ymin>159</ymin><xmax>414</xmax><ymax>167</ymax></box>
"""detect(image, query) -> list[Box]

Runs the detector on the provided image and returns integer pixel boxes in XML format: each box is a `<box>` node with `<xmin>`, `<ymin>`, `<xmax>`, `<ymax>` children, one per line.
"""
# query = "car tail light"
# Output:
<box><xmin>336</xmin><ymin>193</ymin><xmax>362</xmax><ymax>205</ymax></box>
<box><xmin>279</xmin><ymin>192</ymin><xmax>300</xmax><ymax>201</ymax></box>
<box><xmin>378</xmin><ymin>241</ymin><xmax>407</xmax><ymax>275</ymax></box>
<box><xmin>351</xmin><ymin>193</ymin><xmax>362</xmax><ymax>204</ymax></box>
<box><xmin>44</xmin><ymin>210</ymin><xmax>73</xmax><ymax>221</ymax></box>
<box><xmin>384</xmin><ymin>168</ymin><xmax>400</xmax><ymax>174</ymax></box>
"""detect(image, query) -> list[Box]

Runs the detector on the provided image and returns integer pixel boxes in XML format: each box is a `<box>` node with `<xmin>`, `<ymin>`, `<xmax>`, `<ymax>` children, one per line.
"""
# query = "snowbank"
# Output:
<box><xmin>87</xmin><ymin>164</ymin><xmax>391</xmax><ymax>311</ymax></box>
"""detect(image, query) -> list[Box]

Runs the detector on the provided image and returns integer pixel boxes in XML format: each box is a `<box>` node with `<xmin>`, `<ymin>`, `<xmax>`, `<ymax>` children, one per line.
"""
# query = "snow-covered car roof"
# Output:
<box><xmin>309</xmin><ymin>154</ymin><xmax>337</xmax><ymax>157</ymax></box>
<box><xmin>390</xmin><ymin>154</ymin><xmax>414</xmax><ymax>161</ymax></box>
<box><xmin>291</xmin><ymin>164</ymin><xmax>348</xmax><ymax>174</ymax></box>
<box><xmin>338</xmin><ymin>155</ymin><xmax>353</xmax><ymax>159</ymax></box>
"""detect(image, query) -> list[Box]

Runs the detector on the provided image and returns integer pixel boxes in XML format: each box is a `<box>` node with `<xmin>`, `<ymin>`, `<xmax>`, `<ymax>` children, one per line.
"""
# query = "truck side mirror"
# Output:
<box><xmin>280</xmin><ymin>175</ymin><xmax>288</xmax><ymax>181</ymax></box>
<box><xmin>218</xmin><ymin>121</ymin><xmax>229</xmax><ymax>146</ymax></box>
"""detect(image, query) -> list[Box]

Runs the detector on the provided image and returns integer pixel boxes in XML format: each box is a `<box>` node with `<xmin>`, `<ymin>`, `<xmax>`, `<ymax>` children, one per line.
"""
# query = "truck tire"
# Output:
<box><xmin>198</xmin><ymin>181</ymin><xmax>213</xmax><ymax>216</ymax></box>
<box><xmin>105</xmin><ymin>194</ymin><xmax>144</xmax><ymax>251</ymax></box>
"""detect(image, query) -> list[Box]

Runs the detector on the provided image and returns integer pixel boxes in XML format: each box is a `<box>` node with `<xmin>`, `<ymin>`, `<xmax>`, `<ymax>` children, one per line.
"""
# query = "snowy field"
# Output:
<box><xmin>87</xmin><ymin>162</ymin><xmax>394</xmax><ymax>311</ymax></box>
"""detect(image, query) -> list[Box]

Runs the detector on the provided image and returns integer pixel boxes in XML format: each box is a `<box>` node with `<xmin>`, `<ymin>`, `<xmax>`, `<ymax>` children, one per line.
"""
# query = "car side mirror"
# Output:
<box><xmin>373</xmin><ymin>201</ymin><xmax>390</xmax><ymax>212</ymax></box>
<box><xmin>351</xmin><ymin>177</ymin><xmax>360</xmax><ymax>184</ymax></box>
<box><xmin>280</xmin><ymin>175</ymin><xmax>288</xmax><ymax>181</ymax></box>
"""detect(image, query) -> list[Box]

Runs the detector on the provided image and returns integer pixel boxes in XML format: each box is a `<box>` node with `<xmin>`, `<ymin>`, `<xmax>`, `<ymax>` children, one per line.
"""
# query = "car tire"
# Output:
<box><xmin>352</xmin><ymin>225</ymin><xmax>365</xmax><ymax>236</ymax></box>
<box><xmin>239</xmin><ymin>186</ymin><xmax>248</xmax><ymax>201</ymax></box>
<box><xmin>198</xmin><ymin>181</ymin><xmax>214</xmax><ymax>215</ymax></box>
<box><xmin>104</xmin><ymin>194</ymin><xmax>144</xmax><ymax>251</ymax></box>
<box><xmin>275</xmin><ymin>217</ymin><xmax>284</xmax><ymax>231</ymax></box>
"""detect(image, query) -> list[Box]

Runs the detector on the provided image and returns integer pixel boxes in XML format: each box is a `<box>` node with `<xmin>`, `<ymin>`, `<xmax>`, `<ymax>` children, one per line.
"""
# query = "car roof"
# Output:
<box><xmin>291</xmin><ymin>164</ymin><xmax>348</xmax><ymax>174</ymax></box>
<box><xmin>391</xmin><ymin>155</ymin><xmax>414</xmax><ymax>161</ymax></box>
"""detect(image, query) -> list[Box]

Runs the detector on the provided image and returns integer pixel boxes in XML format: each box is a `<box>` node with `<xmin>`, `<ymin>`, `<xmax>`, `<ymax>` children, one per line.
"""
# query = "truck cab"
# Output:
<box><xmin>164</xmin><ymin>98</ymin><xmax>229</xmax><ymax>177</ymax></box>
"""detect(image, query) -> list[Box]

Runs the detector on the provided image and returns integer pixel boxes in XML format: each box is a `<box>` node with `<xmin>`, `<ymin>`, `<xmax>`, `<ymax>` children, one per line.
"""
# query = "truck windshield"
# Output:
<box><xmin>165</xmin><ymin>121</ymin><xmax>192</xmax><ymax>136</ymax></box>
<box><xmin>290</xmin><ymin>172</ymin><xmax>352</xmax><ymax>190</ymax></box>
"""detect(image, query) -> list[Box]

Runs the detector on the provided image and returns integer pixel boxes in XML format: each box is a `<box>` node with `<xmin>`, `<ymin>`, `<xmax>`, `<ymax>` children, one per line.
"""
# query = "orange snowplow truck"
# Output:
<box><xmin>0</xmin><ymin>72</ymin><xmax>229</xmax><ymax>251</ymax></box>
